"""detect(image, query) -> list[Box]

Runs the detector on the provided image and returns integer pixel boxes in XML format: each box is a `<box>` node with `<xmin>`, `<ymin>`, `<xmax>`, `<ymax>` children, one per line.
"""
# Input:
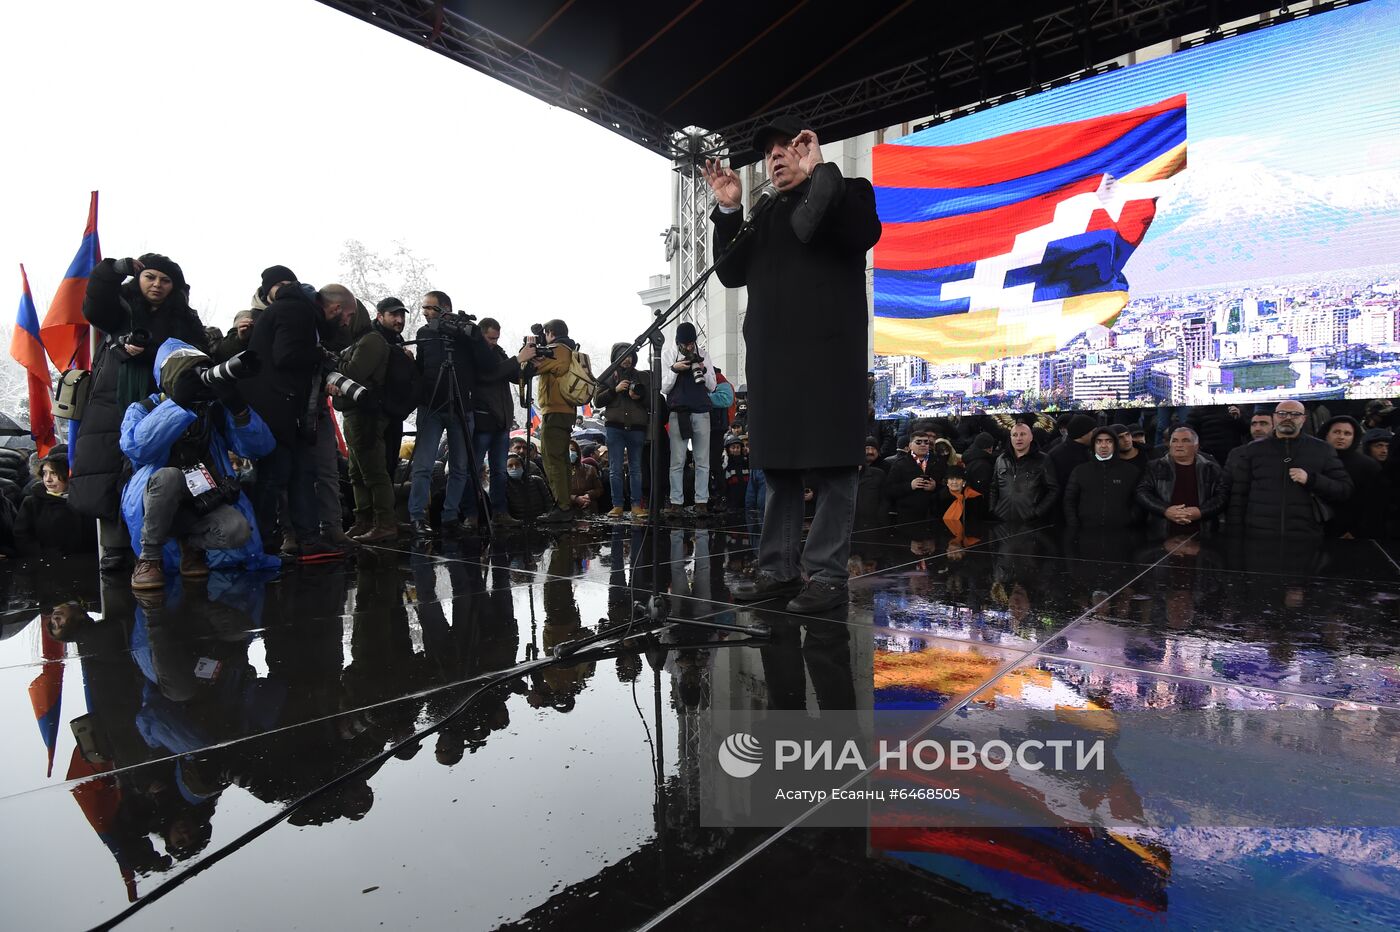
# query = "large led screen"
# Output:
<box><xmin>873</xmin><ymin>0</ymin><xmax>1400</xmax><ymax>414</ymax></box>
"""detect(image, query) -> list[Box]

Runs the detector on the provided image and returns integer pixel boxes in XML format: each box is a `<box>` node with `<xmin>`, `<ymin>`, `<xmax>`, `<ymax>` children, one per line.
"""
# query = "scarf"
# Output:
<box><xmin>942</xmin><ymin>485</ymin><xmax>981</xmax><ymax>524</ymax></box>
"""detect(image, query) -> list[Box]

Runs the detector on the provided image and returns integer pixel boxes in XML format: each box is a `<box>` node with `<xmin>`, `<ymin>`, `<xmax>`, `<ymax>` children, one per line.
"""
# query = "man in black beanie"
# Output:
<box><xmin>1047</xmin><ymin>413</ymin><xmax>1098</xmax><ymax>516</ymax></box>
<box><xmin>703</xmin><ymin>118</ymin><xmax>882</xmax><ymax>613</ymax></box>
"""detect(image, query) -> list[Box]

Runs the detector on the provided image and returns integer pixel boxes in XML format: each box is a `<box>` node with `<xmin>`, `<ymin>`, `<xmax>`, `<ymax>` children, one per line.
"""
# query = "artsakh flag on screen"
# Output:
<box><xmin>41</xmin><ymin>191</ymin><xmax>100</xmax><ymax>371</ymax></box>
<box><xmin>872</xmin><ymin>95</ymin><xmax>1186</xmax><ymax>364</ymax></box>
<box><xmin>9</xmin><ymin>265</ymin><xmax>57</xmax><ymax>457</ymax></box>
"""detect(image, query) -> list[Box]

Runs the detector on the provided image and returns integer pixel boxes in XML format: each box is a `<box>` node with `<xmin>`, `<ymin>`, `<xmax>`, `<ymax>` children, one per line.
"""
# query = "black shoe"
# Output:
<box><xmin>540</xmin><ymin>507</ymin><xmax>576</xmax><ymax>524</ymax></box>
<box><xmin>786</xmin><ymin>579</ymin><xmax>849</xmax><ymax>614</ymax></box>
<box><xmin>730</xmin><ymin>573</ymin><xmax>804</xmax><ymax>603</ymax></box>
<box><xmin>493</xmin><ymin>513</ymin><xmax>522</xmax><ymax>527</ymax></box>
<box><xmin>411</xmin><ymin>519</ymin><xmax>436</xmax><ymax>537</ymax></box>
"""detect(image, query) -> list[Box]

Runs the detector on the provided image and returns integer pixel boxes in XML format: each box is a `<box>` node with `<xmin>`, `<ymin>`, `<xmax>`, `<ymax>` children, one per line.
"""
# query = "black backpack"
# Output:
<box><xmin>382</xmin><ymin>344</ymin><xmax>423</xmax><ymax>421</ymax></box>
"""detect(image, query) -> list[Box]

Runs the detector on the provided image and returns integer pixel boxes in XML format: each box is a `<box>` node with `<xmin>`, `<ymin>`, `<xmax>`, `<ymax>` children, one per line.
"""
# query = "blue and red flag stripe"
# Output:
<box><xmin>872</xmin><ymin>95</ymin><xmax>1186</xmax><ymax>363</ymax></box>
<box><xmin>41</xmin><ymin>191</ymin><xmax>99</xmax><ymax>371</ymax></box>
<box><xmin>9</xmin><ymin>265</ymin><xmax>57</xmax><ymax>457</ymax></box>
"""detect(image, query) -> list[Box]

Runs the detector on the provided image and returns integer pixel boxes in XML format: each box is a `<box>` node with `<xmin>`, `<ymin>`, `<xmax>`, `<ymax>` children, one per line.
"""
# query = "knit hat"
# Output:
<box><xmin>136</xmin><ymin>253</ymin><xmax>186</xmax><ymax>292</ymax></box>
<box><xmin>970</xmin><ymin>431</ymin><xmax>996</xmax><ymax>451</ymax></box>
<box><xmin>675</xmin><ymin>321</ymin><xmax>697</xmax><ymax>345</ymax></box>
<box><xmin>1067</xmin><ymin>413</ymin><xmax>1098</xmax><ymax>440</ymax></box>
<box><xmin>1361</xmin><ymin>428</ymin><xmax>1393</xmax><ymax>450</ymax></box>
<box><xmin>864</xmin><ymin>436</ymin><xmax>880</xmax><ymax>448</ymax></box>
<box><xmin>1107</xmin><ymin>423</ymin><xmax>1130</xmax><ymax>436</ymax></box>
<box><xmin>259</xmin><ymin>265</ymin><xmax>297</xmax><ymax>300</ymax></box>
<box><xmin>376</xmin><ymin>296</ymin><xmax>407</xmax><ymax>315</ymax></box>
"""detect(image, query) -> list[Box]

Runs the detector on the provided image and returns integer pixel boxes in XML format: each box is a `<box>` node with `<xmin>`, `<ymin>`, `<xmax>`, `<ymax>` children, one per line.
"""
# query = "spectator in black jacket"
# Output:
<box><xmin>595</xmin><ymin>342</ymin><xmax>650</xmax><ymax>519</ymax></box>
<box><xmin>470</xmin><ymin>318</ymin><xmax>525</xmax><ymax>527</ymax></box>
<box><xmin>884</xmin><ymin>426</ymin><xmax>941</xmax><ymax>525</ymax></box>
<box><xmin>74</xmin><ymin>253</ymin><xmax>209</xmax><ymax>572</ymax></box>
<box><xmin>1063</xmin><ymin>428</ymin><xmax>1140</xmax><ymax>530</ymax></box>
<box><xmin>961</xmin><ymin>432</ymin><xmax>998</xmax><ymax>497</ymax></box>
<box><xmin>936</xmin><ymin>464</ymin><xmax>986</xmax><ymax>527</ymax></box>
<box><xmin>989</xmin><ymin>422</ymin><xmax>1059</xmax><ymax>524</ymax></box>
<box><xmin>1046</xmin><ymin>413</ymin><xmax>1097</xmax><ymax>513</ymax></box>
<box><xmin>1136</xmin><ymin>426</ymin><xmax>1229</xmax><ymax>536</ymax></box>
<box><xmin>855</xmin><ymin>438</ymin><xmax>887</xmax><ymax>531</ymax></box>
<box><xmin>722</xmin><ymin>435</ymin><xmax>750</xmax><ymax>515</ymax></box>
<box><xmin>372</xmin><ymin>298</ymin><xmax>417</xmax><ymax>480</ymax></box>
<box><xmin>1109</xmin><ymin>423</ymin><xmax>1149</xmax><ymax>476</ymax></box>
<box><xmin>505</xmin><ymin>454</ymin><xmax>552</xmax><ymax>520</ymax></box>
<box><xmin>1320</xmin><ymin>415</ymin><xmax>1384</xmax><ymax>539</ymax></box>
<box><xmin>1227</xmin><ymin>400</ymin><xmax>1353</xmax><ymax>538</ymax></box>
<box><xmin>240</xmin><ymin>267</ymin><xmax>347</xmax><ymax>559</ymax></box>
<box><xmin>14</xmin><ymin>454</ymin><xmax>96</xmax><ymax>558</ymax></box>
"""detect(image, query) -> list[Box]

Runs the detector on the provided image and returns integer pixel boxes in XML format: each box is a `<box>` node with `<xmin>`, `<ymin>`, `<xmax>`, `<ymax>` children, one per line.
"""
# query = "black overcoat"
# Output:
<box><xmin>712</xmin><ymin>162</ymin><xmax>881</xmax><ymax>470</ymax></box>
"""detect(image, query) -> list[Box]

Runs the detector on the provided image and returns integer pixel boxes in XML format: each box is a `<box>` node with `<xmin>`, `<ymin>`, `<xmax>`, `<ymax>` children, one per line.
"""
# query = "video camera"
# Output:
<box><xmin>319</xmin><ymin>350</ymin><xmax>369</xmax><ymax>405</ymax></box>
<box><xmin>115</xmin><ymin>329</ymin><xmax>151</xmax><ymax>350</ymax></box>
<box><xmin>436</xmin><ymin>311</ymin><xmax>479</xmax><ymax>341</ymax></box>
<box><xmin>523</xmin><ymin>323</ymin><xmax>556</xmax><ymax>359</ymax></box>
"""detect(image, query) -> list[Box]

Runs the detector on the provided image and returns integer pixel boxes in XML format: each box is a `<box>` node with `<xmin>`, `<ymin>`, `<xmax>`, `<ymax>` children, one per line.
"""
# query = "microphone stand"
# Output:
<box><xmin>586</xmin><ymin>193</ymin><xmax>775</xmax><ymax>645</ymax></box>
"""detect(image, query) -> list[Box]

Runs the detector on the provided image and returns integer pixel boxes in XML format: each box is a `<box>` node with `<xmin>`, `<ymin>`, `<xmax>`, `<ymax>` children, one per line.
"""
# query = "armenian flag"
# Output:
<box><xmin>9</xmin><ymin>265</ymin><xmax>57</xmax><ymax>457</ymax></box>
<box><xmin>28</xmin><ymin>625</ymin><xmax>66</xmax><ymax>777</ymax></box>
<box><xmin>873</xmin><ymin>95</ymin><xmax>1186</xmax><ymax>364</ymax></box>
<box><xmin>40</xmin><ymin>191</ymin><xmax>99</xmax><ymax>371</ymax></box>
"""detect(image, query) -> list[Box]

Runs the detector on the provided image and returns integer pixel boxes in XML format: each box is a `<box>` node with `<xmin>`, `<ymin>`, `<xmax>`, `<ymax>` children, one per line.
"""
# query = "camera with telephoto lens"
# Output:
<box><xmin>319</xmin><ymin>351</ymin><xmax>369</xmax><ymax>405</ymax></box>
<box><xmin>436</xmin><ymin>310</ymin><xmax>479</xmax><ymax>340</ymax></box>
<box><xmin>524</xmin><ymin>323</ymin><xmax>556</xmax><ymax>359</ymax></box>
<box><xmin>198</xmin><ymin>350</ymin><xmax>261</xmax><ymax>387</ymax></box>
<box><xmin>682</xmin><ymin>349</ymin><xmax>707</xmax><ymax>385</ymax></box>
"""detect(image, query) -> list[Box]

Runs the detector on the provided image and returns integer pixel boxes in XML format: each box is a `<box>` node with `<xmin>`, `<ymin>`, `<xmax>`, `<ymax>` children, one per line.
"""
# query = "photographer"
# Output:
<box><xmin>407</xmin><ymin>290</ymin><xmax>497</xmax><ymax>536</ymax></box>
<box><xmin>470</xmin><ymin>317</ymin><xmax>526</xmax><ymax>527</ymax></box>
<box><xmin>659</xmin><ymin>322</ymin><xmax>716</xmax><ymax>516</ymax></box>
<box><xmin>519</xmin><ymin>318</ymin><xmax>581</xmax><ymax>524</ymax></box>
<box><xmin>74</xmin><ymin>253</ymin><xmax>210</xmax><ymax>573</ymax></box>
<box><xmin>333</xmin><ymin>298</ymin><xmax>395</xmax><ymax>543</ymax></box>
<box><xmin>372</xmin><ymin>297</ymin><xmax>419</xmax><ymax>479</ymax></box>
<box><xmin>594</xmin><ymin>343</ymin><xmax>650</xmax><ymax>519</ymax></box>
<box><xmin>120</xmin><ymin>339</ymin><xmax>278</xmax><ymax>589</ymax></box>
<box><xmin>241</xmin><ymin>266</ymin><xmax>348</xmax><ymax>561</ymax></box>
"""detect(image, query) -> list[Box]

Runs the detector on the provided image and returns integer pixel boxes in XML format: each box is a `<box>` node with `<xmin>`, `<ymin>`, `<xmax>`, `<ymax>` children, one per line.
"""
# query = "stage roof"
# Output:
<box><xmin>317</xmin><ymin>0</ymin><xmax>1313</xmax><ymax>162</ymax></box>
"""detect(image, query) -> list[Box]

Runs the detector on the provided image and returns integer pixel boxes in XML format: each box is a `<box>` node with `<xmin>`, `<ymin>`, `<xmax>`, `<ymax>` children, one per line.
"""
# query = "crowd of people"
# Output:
<box><xmin>3</xmin><ymin>252</ymin><xmax>1397</xmax><ymax>595</ymax></box>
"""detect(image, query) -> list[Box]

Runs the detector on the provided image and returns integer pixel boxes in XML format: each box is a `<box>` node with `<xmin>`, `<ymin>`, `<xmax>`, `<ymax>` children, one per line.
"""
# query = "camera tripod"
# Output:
<box><xmin>413</xmin><ymin>331</ymin><xmax>494</xmax><ymax>541</ymax></box>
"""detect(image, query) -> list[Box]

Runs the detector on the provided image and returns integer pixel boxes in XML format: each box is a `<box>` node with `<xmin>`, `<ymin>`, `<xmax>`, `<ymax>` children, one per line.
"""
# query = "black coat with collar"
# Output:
<box><xmin>1135</xmin><ymin>454</ymin><xmax>1229</xmax><ymax>533</ymax></box>
<box><xmin>240</xmin><ymin>285</ymin><xmax>329</xmax><ymax>445</ymax></box>
<box><xmin>711</xmin><ymin>163</ymin><xmax>882</xmax><ymax>470</ymax></box>
<box><xmin>1226</xmin><ymin>433</ymin><xmax>1353</xmax><ymax>537</ymax></box>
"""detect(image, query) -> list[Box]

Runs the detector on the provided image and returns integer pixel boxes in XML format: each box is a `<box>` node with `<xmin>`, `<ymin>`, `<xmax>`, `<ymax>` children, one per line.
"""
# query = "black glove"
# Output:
<box><xmin>112</xmin><ymin>257</ymin><xmax>138</xmax><ymax>278</ymax></box>
<box><xmin>213</xmin><ymin>379</ymin><xmax>247</xmax><ymax>416</ymax></box>
<box><xmin>169</xmin><ymin>369</ymin><xmax>211</xmax><ymax>409</ymax></box>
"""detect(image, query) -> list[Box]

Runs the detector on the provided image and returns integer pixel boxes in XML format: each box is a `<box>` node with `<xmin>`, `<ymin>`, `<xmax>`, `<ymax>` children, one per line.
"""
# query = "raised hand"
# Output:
<box><xmin>702</xmin><ymin>158</ymin><xmax>742</xmax><ymax>209</ymax></box>
<box><xmin>791</xmin><ymin>129</ymin><xmax>824</xmax><ymax>176</ymax></box>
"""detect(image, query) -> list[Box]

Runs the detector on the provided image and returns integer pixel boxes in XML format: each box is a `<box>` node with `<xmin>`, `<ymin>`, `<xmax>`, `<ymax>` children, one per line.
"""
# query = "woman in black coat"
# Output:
<box><xmin>71</xmin><ymin>254</ymin><xmax>208</xmax><ymax>569</ymax></box>
<box><xmin>14</xmin><ymin>456</ymin><xmax>97</xmax><ymax>558</ymax></box>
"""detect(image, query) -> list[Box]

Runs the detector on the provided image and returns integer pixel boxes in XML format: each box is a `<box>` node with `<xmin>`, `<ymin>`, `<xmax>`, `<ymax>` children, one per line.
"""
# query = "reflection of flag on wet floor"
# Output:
<box><xmin>873</xmin><ymin>95</ymin><xmax>1186</xmax><ymax>364</ymax></box>
<box><xmin>28</xmin><ymin>626</ymin><xmax>65</xmax><ymax>777</ymax></box>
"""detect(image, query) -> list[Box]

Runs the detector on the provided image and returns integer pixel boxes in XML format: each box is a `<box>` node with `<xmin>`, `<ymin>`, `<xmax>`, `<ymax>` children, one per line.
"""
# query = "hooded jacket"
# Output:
<box><xmin>1319</xmin><ymin>415</ymin><xmax>1384</xmax><ymax>538</ymax></box>
<box><xmin>119</xmin><ymin>339</ymin><xmax>279</xmax><ymax>573</ymax></box>
<box><xmin>240</xmin><ymin>283</ymin><xmax>328</xmax><ymax>445</ymax></box>
<box><xmin>594</xmin><ymin>343</ymin><xmax>650</xmax><ymax>431</ymax></box>
<box><xmin>332</xmin><ymin>301</ymin><xmax>389</xmax><ymax>414</ymax></box>
<box><xmin>1063</xmin><ymin>456</ymin><xmax>1141</xmax><ymax>529</ymax></box>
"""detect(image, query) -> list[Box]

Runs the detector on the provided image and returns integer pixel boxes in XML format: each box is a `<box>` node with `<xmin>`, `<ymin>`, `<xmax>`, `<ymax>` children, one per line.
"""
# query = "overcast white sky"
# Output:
<box><xmin>0</xmin><ymin>0</ymin><xmax>674</xmax><ymax>363</ymax></box>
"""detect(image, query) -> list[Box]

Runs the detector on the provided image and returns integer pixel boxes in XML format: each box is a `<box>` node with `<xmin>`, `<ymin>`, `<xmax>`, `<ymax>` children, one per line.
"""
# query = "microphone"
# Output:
<box><xmin>747</xmin><ymin>188</ymin><xmax>776</xmax><ymax>222</ymax></box>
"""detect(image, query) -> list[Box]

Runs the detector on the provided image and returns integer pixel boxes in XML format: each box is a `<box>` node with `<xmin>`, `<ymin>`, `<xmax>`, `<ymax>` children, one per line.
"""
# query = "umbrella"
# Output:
<box><xmin>2</xmin><ymin>434</ymin><xmax>36</xmax><ymax>451</ymax></box>
<box><xmin>571</xmin><ymin>428</ymin><xmax>606</xmax><ymax>445</ymax></box>
<box><xmin>0</xmin><ymin>412</ymin><xmax>27</xmax><ymax>437</ymax></box>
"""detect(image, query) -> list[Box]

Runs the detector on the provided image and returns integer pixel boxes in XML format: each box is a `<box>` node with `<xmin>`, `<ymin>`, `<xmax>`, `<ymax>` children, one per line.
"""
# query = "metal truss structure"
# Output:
<box><xmin>669</xmin><ymin>129</ymin><xmax>725</xmax><ymax>340</ymax></box>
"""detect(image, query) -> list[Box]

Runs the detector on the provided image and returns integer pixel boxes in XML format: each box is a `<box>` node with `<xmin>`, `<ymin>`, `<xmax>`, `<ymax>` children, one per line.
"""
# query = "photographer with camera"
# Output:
<box><xmin>331</xmin><ymin>298</ymin><xmax>398</xmax><ymax>544</ymax></box>
<box><xmin>594</xmin><ymin>343</ymin><xmax>650</xmax><ymax>519</ymax></box>
<box><xmin>241</xmin><ymin>267</ymin><xmax>351</xmax><ymax>561</ymax></box>
<box><xmin>74</xmin><ymin>253</ymin><xmax>211</xmax><ymax>573</ymax></box>
<box><xmin>468</xmin><ymin>317</ymin><xmax>527</xmax><ymax>527</ymax></box>
<box><xmin>407</xmin><ymin>290</ymin><xmax>497</xmax><ymax>536</ymax></box>
<box><xmin>120</xmin><ymin>338</ymin><xmax>279</xmax><ymax>589</ymax></box>
<box><xmin>659</xmin><ymin>322</ymin><xmax>717</xmax><ymax>516</ymax></box>
<box><xmin>519</xmin><ymin>318</ymin><xmax>585</xmax><ymax>524</ymax></box>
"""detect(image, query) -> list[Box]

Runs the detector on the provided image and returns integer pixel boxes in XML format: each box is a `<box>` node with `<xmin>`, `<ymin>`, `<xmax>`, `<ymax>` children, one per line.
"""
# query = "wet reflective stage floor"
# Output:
<box><xmin>4</xmin><ymin>514</ymin><xmax>1400</xmax><ymax>930</ymax></box>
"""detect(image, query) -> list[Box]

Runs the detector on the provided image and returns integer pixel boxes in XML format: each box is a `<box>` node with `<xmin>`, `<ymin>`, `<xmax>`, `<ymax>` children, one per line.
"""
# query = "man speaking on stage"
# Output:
<box><xmin>704</xmin><ymin>118</ymin><xmax>882</xmax><ymax>613</ymax></box>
